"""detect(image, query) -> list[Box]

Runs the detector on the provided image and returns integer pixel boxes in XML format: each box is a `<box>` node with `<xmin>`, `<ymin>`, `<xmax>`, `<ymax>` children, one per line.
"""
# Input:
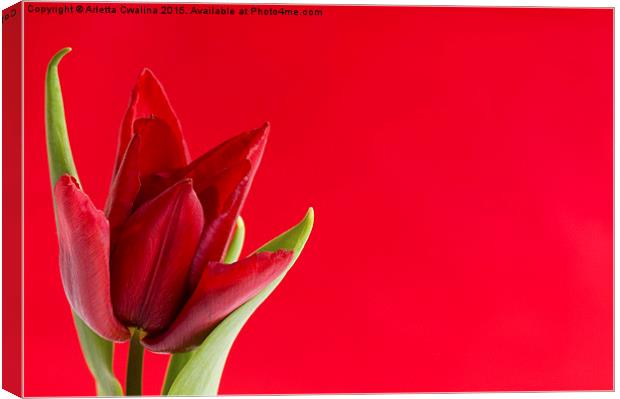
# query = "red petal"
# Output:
<box><xmin>186</xmin><ymin>123</ymin><xmax>269</xmax><ymax>287</ymax></box>
<box><xmin>110</xmin><ymin>179</ymin><xmax>204</xmax><ymax>334</ymax></box>
<box><xmin>114</xmin><ymin>69</ymin><xmax>190</xmax><ymax>175</ymax></box>
<box><xmin>186</xmin><ymin>160</ymin><xmax>251</xmax><ymax>288</ymax></box>
<box><xmin>54</xmin><ymin>175</ymin><xmax>130</xmax><ymax>341</ymax></box>
<box><xmin>142</xmin><ymin>250</ymin><xmax>293</xmax><ymax>353</ymax></box>
<box><xmin>105</xmin><ymin>118</ymin><xmax>187</xmax><ymax>238</ymax></box>
<box><xmin>184</xmin><ymin>123</ymin><xmax>269</xmax><ymax>195</ymax></box>
<box><xmin>105</xmin><ymin>134</ymin><xmax>141</xmax><ymax>245</ymax></box>
<box><xmin>133</xmin><ymin>117</ymin><xmax>188</xmax><ymax>176</ymax></box>
<box><xmin>133</xmin><ymin>172</ymin><xmax>178</xmax><ymax>210</ymax></box>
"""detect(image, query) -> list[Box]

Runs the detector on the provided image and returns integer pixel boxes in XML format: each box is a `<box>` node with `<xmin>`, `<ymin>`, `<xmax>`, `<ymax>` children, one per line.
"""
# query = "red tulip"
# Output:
<box><xmin>54</xmin><ymin>69</ymin><xmax>293</xmax><ymax>353</ymax></box>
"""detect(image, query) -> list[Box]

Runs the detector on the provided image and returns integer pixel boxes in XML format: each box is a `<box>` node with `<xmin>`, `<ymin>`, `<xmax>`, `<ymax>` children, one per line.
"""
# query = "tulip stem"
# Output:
<box><xmin>126</xmin><ymin>330</ymin><xmax>144</xmax><ymax>396</ymax></box>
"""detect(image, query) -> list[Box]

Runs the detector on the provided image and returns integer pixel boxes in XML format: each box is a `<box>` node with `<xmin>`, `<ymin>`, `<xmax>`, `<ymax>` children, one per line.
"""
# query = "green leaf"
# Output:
<box><xmin>46</xmin><ymin>47</ymin><xmax>78</xmax><ymax>186</ymax></box>
<box><xmin>46</xmin><ymin>48</ymin><xmax>123</xmax><ymax>396</ymax></box>
<box><xmin>167</xmin><ymin>208</ymin><xmax>314</xmax><ymax>396</ymax></box>
<box><xmin>161</xmin><ymin>216</ymin><xmax>245</xmax><ymax>395</ymax></box>
<box><xmin>73</xmin><ymin>316</ymin><xmax>124</xmax><ymax>396</ymax></box>
<box><xmin>222</xmin><ymin>217</ymin><xmax>245</xmax><ymax>264</ymax></box>
<box><xmin>161</xmin><ymin>351</ymin><xmax>194</xmax><ymax>396</ymax></box>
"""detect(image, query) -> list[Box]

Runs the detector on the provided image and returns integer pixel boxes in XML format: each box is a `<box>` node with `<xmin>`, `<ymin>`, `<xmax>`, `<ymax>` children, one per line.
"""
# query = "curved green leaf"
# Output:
<box><xmin>46</xmin><ymin>48</ymin><xmax>123</xmax><ymax>396</ymax></box>
<box><xmin>167</xmin><ymin>208</ymin><xmax>314</xmax><ymax>396</ymax></box>
<box><xmin>46</xmin><ymin>47</ymin><xmax>78</xmax><ymax>186</ymax></box>
<box><xmin>161</xmin><ymin>217</ymin><xmax>245</xmax><ymax>395</ymax></box>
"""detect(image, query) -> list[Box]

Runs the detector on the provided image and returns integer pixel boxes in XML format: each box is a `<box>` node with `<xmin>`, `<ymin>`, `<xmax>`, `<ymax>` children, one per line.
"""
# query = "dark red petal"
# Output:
<box><xmin>184</xmin><ymin>123</ymin><xmax>269</xmax><ymax>194</ymax></box>
<box><xmin>133</xmin><ymin>172</ymin><xmax>177</xmax><ymax>210</ymax></box>
<box><xmin>186</xmin><ymin>123</ymin><xmax>270</xmax><ymax>287</ymax></box>
<box><xmin>114</xmin><ymin>69</ymin><xmax>190</xmax><ymax>174</ymax></box>
<box><xmin>142</xmin><ymin>250</ymin><xmax>293</xmax><ymax>353</ymax></box>
<box><xmin>186</xmin><ymin>161</ymin><xmax>251</xmax><ymax>288</ymax></box>
<box><xmin>110</xmin><ymin>179</ymin><xmax>204</xmax><ymax>334</ymax></box>
<box><xmin>106</xmin><ymin>118</ymin><xmax>186</xmax><ymax>225</ymax></box>
<box><xmin>105</xmin><ymin>134</ymin><xmax>141</xmax><ymax>245</ymax></box>
<box><xmin>54</xmin><ymin>175</ymin><xmax>130</xmax><ymax>341</ymax></box>
<box><xmin>133</xmin><ymin>117</ymin><xmax>188</xmax><ymax>176</ymax></box>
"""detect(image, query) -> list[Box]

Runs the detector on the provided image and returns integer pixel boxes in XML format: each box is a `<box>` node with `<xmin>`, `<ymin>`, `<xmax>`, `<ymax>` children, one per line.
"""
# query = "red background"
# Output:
<box><xmin>22</xmin><ymin>3</ymin><xmax>612</xmax><ymax>396</ymax></box>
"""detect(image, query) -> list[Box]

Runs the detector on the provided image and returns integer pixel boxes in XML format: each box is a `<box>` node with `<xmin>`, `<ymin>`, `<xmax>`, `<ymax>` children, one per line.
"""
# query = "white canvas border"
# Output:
<box><xmin>0</xmin><ymin>1</ymin><xmax>615</xmax><ymax>398</ymax></box>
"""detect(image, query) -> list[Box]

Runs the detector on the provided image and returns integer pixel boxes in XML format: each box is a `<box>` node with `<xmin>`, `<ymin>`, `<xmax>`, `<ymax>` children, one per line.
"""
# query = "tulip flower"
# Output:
<box><xmin>46</xmin><ymin>48</ymin><xmax>313</xmax><ymax>396</ymax></box>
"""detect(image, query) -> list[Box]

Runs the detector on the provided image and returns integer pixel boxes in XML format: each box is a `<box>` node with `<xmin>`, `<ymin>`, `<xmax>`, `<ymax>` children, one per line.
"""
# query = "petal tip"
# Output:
<box><xmin>247</xmin><ymin>122</ymin><xmax>270</xmax><ymax>144</ymax></box>
<box><xmin>168</xmin><ymin>178</ymin><xmax>201</xmax><ymax>204</ymax></box>
<box><xmin>55</xmin><ymin>174</ymin><xmax>80</xmax><ymax>190</ymax></box>
<box><xmin>139</xmin><ymin>67</ymin><xmax>155</xmax><ymax>79</ymax></box>
<box><xmin>178</xmin><ymin>177</ymin><xmax>195</xmax><ymax>189</ymax></box>
<box><xmin>258</xmin><ymin>121</ymin><xmax>270</xmax><ymax>139</ymax></box>
<box><xmin>135</xmin><ymin>68</ymin><xmax>163</xmax><ymax>92</ymax></box>
<box><xmin>243</xmin><ymin>122</ymin><xmax>270</xmax><ymax>159</ymax></box>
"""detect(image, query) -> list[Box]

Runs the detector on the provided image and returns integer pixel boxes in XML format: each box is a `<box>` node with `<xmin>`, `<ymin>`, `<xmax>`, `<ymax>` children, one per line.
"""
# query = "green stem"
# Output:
<box><xmin>126</xmin><ymin>330</ymin><xmax>144</xmax><ymax>396</ymax></box>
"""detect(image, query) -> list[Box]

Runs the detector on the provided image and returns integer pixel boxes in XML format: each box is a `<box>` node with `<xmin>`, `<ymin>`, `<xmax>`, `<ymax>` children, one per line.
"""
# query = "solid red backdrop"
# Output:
<box><xmin>21</xmin><ymin>3</ymin><xmax>612</xmax><ymax>396</ymax></box>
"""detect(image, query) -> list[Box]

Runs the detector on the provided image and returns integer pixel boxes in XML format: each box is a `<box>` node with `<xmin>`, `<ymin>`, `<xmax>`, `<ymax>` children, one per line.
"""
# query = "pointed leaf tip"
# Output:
<box><xmin>48</xmin><ymin>47</ymin><xmax>72</xmax><ymax>69</ymax></box>
<box><xmin>256</xmin><ymin>207</ymin><xmax>314</xmax><ymax>258</ymax></box>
